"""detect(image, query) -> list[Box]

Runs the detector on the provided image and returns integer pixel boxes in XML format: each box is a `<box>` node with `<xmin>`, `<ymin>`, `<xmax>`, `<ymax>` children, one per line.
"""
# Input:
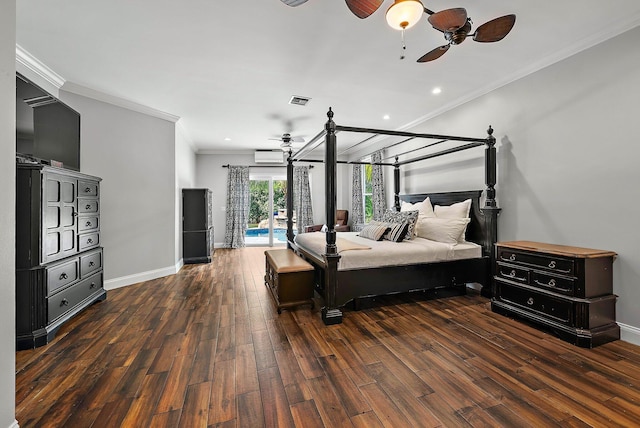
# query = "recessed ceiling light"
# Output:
<box><xmin>224</xmin><ymin>137</ymin><xmax>231</xmax><ymax>141</ymax></box>
<box><xmin>383</xmin><ymin>114</ymin><xmax>390</xmax><ymax>120</ymax></box>
<box><xmin>432</xmin><ymin>87</ymin><xmax>442</xmax><ymax>95</ymax></box>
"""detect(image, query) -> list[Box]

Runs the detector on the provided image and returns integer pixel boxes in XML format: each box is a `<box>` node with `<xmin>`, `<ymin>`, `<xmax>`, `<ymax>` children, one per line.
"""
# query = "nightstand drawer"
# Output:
<box><xmin>496</xmin><ymin>281</ymin><xmax>572</xmax><ymax>324</ymax></box>
<box><xmin>531</xmin><ymin>271</ymin><xmax>574</xmax><ymax>295</ymax></box>
<box><xmin>498</xmin><ymin>248</ymin><xmax>574</xmax><ymax>276</ymax></box>
<box><xmin>496</xmin><ymin>263</ymin><xmax>529</xmax><ymax>284</ymax></box>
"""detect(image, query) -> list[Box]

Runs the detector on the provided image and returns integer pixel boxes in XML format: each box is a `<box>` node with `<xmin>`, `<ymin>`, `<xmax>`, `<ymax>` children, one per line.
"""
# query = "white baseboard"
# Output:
<box><xmin>7</xmin><ymin>419</ymin><xmax>19</xmax><ymax>428</ymax></box>
<box><xmin>619</xmin><ymin>322</ymin><xmax>640</xmax><ymax>346</ymax></box>
<box><xmin>104</xmin><ymin>259</ymin><xmax>184</xmax><ymax>290</ymax></box>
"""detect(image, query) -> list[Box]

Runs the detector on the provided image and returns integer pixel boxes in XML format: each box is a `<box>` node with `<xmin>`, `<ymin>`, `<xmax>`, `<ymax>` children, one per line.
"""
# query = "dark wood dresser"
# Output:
<box><xmin>182</xmin><ymin>188</ymin><xmax>214</xmax><ymax>264</ymax></box>
<box><xmin>16</xmin><ymin>164</ymin><xmax>106</xmax><ymax>349</ymax></box>
<box><xmin>492</xmin><ymin>241</ymin><xmax>619</xmax><ymax>348</ymax></box>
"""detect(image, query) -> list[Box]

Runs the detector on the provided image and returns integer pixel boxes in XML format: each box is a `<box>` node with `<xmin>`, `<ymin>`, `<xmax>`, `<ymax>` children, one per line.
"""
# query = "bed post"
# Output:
<box><xmin>322</xmin><ymin>108</ymin><xmax>343</xmax><ymax>325</ymax></box>
<box><xmin>286</xmin><ymin>150</ymin><xmax>295</xmax><ymax>246</ymax></box>
<box><xmin>394</xmin><ymin>156</ymin><xmax>401</xmax><ymax>211</ymax></box>
<box><xmin>480</xmin><ymin>125</ymin><xmax>501</xmax><ymax>298</ymax></box>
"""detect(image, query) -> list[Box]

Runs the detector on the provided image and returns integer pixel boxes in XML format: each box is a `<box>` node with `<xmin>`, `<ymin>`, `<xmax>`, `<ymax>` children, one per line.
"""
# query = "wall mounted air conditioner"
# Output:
<box><xmin>254</xmin><ymin>150</ymin><xmax>284</xmax><ymax>164</ymax></box>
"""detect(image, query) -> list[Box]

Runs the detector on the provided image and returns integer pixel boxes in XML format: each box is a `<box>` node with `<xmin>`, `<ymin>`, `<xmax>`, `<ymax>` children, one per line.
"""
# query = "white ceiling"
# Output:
<box><xmin>16</xmin><ymin>0</ymin><xmax>640</xmax><ymax>155</ymax></box>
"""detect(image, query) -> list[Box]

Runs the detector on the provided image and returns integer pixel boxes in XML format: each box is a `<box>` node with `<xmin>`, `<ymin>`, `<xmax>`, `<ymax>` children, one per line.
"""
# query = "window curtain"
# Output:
<box><xmin>351</xmin><ymin>164</ymin><xmax>364</xmax><ymax>225</ymax></box>
<box><xmin>223</xmin><ymin>166</ymin><xmax>250</xmax><ymax>248</ymax></box>
<box><xmin>371</xmin><ymin>150</ymin><xmax>386</xmax><ymax>220</ymax></box>
<box><xmin>293</xmin><ymin>166</ymin><xmax>313</xmax><ymax>234</ymax></box>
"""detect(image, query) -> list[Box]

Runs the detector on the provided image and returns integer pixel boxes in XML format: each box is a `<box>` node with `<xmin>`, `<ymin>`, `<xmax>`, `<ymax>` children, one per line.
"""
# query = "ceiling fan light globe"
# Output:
<box><xmin>385</xmin><ymin>0</ymin><xmax>424</xmax><ymax>30</ymax></box>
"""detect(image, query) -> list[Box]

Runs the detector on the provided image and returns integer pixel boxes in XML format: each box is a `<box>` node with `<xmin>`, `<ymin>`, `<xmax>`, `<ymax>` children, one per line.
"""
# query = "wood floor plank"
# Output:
<box><xmin>14</xmin><ymin>247</ymin><xmax>640</xmax><ymax>428</ymax></box>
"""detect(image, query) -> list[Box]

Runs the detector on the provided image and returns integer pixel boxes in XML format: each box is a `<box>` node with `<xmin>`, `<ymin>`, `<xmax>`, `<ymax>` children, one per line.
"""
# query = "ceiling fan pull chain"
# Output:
<box><xmin>400</xmin><ymin>28</ymin><xmax>407</xmax><ymax>60</ymax></box>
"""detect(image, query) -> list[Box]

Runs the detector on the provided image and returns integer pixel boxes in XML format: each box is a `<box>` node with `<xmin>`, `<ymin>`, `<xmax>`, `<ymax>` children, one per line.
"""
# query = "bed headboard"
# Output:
<box><xmin>400</xmin><ymin>190</ymin><xmax>490</xmax><ymax>256</ymax></box>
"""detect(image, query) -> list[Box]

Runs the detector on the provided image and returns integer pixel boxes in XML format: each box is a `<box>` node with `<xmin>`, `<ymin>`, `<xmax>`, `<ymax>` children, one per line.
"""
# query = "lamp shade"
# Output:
<box><xmin>385</xmin><ymin>0</ymin><xmax>424</xmax><ymax>30</ymax></box>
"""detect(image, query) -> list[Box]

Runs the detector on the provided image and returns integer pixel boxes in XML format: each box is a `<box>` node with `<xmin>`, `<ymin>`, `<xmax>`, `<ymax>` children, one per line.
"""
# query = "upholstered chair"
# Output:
<box><xmin>304</xmin><ymin>210</ymin><xmax>350</xmax><ymax>232</ymax></box>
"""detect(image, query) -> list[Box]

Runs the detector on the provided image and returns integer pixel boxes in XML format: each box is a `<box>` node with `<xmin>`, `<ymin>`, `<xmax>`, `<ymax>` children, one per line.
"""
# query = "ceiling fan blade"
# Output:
<box><xmin>427</xmin><ymin>8</ymin><xmax>467</xmax><ymax>32</ymax></box>
<box><xmin>416</xmin><ymin>45</ymin><xmax>451</xmax><ymax>62</ymax></box>
<box><xmin>345</xmin><ymin>0</ymin><xmax>384</xmax><ymax>19</ymax></box>
<box><xmin>473</xmin><ymin>14</ymin><xmax>516</xmax><ymax>43</ymax></box>
<box><xmin>417</xmin><ymin>45</ymin><xmax>450</xmax><ymax>63</ymax></box>
<box><xmin>280</xmin><ymin>0</ymin><xmax>309</xmax><ymax>6</ymax></box>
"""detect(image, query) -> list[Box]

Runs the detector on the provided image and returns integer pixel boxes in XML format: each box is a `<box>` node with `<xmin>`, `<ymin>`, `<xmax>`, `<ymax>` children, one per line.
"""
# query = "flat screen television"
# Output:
<box><xmin>16</xmin><ymin>73</ymin><xmax>81</xmax><ymax>171</ymax></box>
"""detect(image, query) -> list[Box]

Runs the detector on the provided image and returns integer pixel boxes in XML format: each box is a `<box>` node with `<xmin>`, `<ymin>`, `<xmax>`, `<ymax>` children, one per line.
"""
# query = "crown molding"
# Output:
<box><xmin>62</xmin><ymin>81</ymin><xmax>180</xmax><ymax>123</ymax></box>
<box><xmin>15</xmin><ymin>44</ymin><xmax>65</xmax><ymax>89</ymax></box>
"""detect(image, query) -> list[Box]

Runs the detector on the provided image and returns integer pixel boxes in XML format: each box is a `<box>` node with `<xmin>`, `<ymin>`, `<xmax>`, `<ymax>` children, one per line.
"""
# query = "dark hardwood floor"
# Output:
<box><xmin>15</xmin><ymin>247</ymin><xmax>640</xmax><ymax>427</ymax></box>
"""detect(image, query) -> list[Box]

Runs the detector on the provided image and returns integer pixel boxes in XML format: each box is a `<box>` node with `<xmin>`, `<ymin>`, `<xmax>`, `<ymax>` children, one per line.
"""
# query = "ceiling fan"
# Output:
<box><xmin>269</xmin><ymin>133</ymin><xmax>305</xmax><ymax>149</ymax></box>
<box><xmin>279</xmin><ymin>1</ymin><xmax>515</xmax><ymax>63</ymax></box>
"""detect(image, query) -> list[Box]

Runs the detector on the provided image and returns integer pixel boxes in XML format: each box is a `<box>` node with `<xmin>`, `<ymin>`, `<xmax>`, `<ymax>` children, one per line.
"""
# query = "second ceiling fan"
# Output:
<box><xmin>279</xmin><ymin>0</ymin><xmax>516</xmax><ymax>63</ymax></box>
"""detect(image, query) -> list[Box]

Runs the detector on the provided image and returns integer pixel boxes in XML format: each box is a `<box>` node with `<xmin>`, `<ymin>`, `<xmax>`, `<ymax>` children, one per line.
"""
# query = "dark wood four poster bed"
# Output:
<box><xmin>285</xmin><ymin>109</ymin><xmax>500</xmax><ymax>325</ymax></box>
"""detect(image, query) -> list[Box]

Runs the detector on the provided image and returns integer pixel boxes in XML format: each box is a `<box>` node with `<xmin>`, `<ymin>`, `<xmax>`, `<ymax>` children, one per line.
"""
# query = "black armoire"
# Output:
<box><xmin>16</xmin><ymin>164</ymin><xmax>105</xmax><ymax>349</ymax></box>
<box><xmin>182</xmin><ymin>188</ymin><xmax>214</xmax><ymax>264</ymax></box>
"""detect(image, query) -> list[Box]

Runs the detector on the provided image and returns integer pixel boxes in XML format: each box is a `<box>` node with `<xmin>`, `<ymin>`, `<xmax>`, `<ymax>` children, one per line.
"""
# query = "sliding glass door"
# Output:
<box><xmin>246</xmin><ymin>175</ymin><xmax>289</xmax><ymax>246</ymax></box>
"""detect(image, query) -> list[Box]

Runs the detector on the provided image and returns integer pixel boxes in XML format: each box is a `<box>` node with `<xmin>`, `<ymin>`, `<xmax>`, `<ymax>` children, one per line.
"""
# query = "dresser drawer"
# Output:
<box><xmin>47</xmin><ymin>258</ymin><xmax>79</xmax><ymax>295</ymax></box>
<box><xmin>80</xmin><ymin>249</ymin><xmax>102</xmax><ymax>278</ymax></box>
<box><xmin>531</xmin><ymin>271</ymin><xmax>574</xmax><ymax>296</ymax></box>
<box><xmin>48</xmin><ymin>272</ymin><xmax>103</xmax><ymax>323</ymax></box>
<box><xmin>78</xmin><ymin>180</ymin><xmax>99</xmax><ymax>197</ymax></box>
<box><xmin>78</xmin><ymin>199</ymin><xmax>99</xmax><ymax>214</ymax></box>
<box><xmin>79</xmin><ymin>232</ymin><xmax>100</xmax><ymax>251</ymax></box>
<box><xmin>498</xmin><ymin>248</ymin><xmax>574</xmax><ymax>276</ymax></box>
<box><xmin>79</xmin><ymin>216</ymin><xmax>99</xmax><ymax>232</ymax></box>
<box><xmin>496</xmin><ymin>262</ymin><xmax>529</xmax><ymax>284</ymax></box>
<box><xmin>496</xmin><ymin>281</ymin><xmax>572</xmax><ymax>324</ymax></box>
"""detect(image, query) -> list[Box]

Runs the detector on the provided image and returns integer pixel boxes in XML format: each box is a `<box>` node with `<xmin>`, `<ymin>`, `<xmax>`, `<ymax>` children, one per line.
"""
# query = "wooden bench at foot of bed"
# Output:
<box><xmin>264</xmin><ymin>249</ymin><xmax>315</xmax><ymax>314</ymax></box>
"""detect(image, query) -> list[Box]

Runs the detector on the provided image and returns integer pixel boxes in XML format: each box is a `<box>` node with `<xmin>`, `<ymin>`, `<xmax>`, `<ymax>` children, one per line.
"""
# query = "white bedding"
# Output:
<box><xmin>294</xmin><ymin>231</ymin><xmax>482</xmax><ymax>270</ymax></box>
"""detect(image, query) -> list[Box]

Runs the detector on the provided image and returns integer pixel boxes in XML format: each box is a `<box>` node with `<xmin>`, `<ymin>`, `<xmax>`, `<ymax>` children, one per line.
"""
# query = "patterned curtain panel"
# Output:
<box><xmin>293</xmin><ymin>166</ymin><xmax>313</xmax><ymax>234</ymax></box>
<box><xmin>223</xmin><ymin>166</ymin><xmax>250</xmax><ymax>248</ymax></box>
<box><xmin>372</xmin><ymin>150</ymin><xmax>386</xmax><ymax>220</ymax></box>
<box><xmin>351</xmin><ymin>164</ymin><xmax>364</xmax><ymax>225</ymax></box>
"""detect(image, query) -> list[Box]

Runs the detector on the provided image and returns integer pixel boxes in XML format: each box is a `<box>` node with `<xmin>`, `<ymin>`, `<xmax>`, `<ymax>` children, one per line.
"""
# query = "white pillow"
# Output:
<box><xmin>415</xmin><ymin>217</ymin><xmax>471</xmax><ymax>244</ymax></box>
<box><xmin>402</xmin><ymin>197</ymin><xmax>435</xmax><ymax>218</ymax></box>
<box><xmin>434</xmin><ymin>199</ymin><xmax>471</xmax><ymax>219</ymax></box>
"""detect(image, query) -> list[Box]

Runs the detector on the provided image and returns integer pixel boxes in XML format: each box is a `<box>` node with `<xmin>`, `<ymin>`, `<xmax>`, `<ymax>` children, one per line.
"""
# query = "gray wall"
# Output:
<box><xmin>175</xmin><ymin>122</ymin><xmax>197</xmax><ymax>262</ymax></box>
<box><xmin>353</xmin><ymin>26</ymin><xmax>640</xmax><ymax>342</ymax></box>
<box><xmin>58</xmin><ymin>91</ymin><xmax>180</xmax><ymax>288</ymax></box>
<box><xmin>0</xmin><ymin>1</ymin><xmax>16</xmax><ymax>426</ymax></box>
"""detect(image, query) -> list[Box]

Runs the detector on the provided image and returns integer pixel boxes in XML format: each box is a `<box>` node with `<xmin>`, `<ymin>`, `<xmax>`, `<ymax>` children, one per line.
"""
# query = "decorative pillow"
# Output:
<box><xmin>381</xmin><ymin>210</ymin><xmax>419</xmax><ymax>240</ymax></box>
<box><xmin>415</xmin><ymin>217</ymin><xmax>471</xmax><ymax>244</ymax></box>
<box><xmin>402</xmin><ymin>197</ymin><xmax>435</xmax><ymax>219</ymax></box>
<box><xmin>383</xmin><ymin>222</ymin><xmax>409</xmax><ymax>242</ymax></box>
<box><xmin>358</xmin><ymin>223</ymin><xmax>389</xmax><ymax>241</ymax></box>
<box><xmin>434</xmin><ymin>199</ymin><xmax>471</xmax><ymax>219</ymax></box>
<box><xmin>434</xmin><ymin>199</ymin><xmax>472</xmax><ymax>241</ymax></box>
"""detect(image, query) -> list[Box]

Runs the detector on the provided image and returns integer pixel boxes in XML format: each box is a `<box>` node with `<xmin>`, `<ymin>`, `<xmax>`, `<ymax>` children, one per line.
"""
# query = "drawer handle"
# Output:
<box><xmin>501</xmin><ymin>269</ymin><xmax>526</xmax><ymax>281</ymax></box>
<box><xmin>85</xmin><ymin>187</ymin><xmax>92</xmax><ymax>193</ymax></box>
<box><xmin>86</xmin><ymin>221</ymin><xmax>92</xmax><ymax>227</ymax></box>
<box><xmin>60</xmin><ymin>299</ymin><xmax>69</xmax><ymax>307</ymax></box>
<box><xmin>87</xmin><ymin>238</ymin><xmax>94</xmax><ymax>244</ymax></box>
<box><xmin>534</xmin><ymin>278</ymin><xmax>557</xmax><ymax>288</ymax></box>
<box><xmin>527</xmin><ymin>297</ymin><xmax>534</xmax><ymax>306</ymax></box>
<box><xmin>89</xmin><ymin>261</ymin><xmax>95</xmax><ymax>267</ymax></box>
<box><xmin>509</xmin><ymin>254</ymin><xmax>516</xmax><ymax>261</ymax></box>
<box><xmin>548</xmin><ymin>261</ymin><xmax>556</xmax><ymax>269</ymax></box>
<box><xmin>59</xmin><ymin>273</ymin><xmax>68</xmax><ymax>280</ymax></box>
<box><xmin>86</xmin><ymin>204</ymin><xmax>92</xmax><ymax>210</ymax></box>
<box><xmin>90</xmin><ymin>282</ymin><xmax>96</xmax><ymax>289</ymax></box>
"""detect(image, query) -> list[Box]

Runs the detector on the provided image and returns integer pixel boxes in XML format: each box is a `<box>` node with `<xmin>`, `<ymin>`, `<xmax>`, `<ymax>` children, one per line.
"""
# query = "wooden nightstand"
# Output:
<box><xmin>492</xmin><ymin>241</ymin><xmax>619</xmax><ymax>348</ymax></box>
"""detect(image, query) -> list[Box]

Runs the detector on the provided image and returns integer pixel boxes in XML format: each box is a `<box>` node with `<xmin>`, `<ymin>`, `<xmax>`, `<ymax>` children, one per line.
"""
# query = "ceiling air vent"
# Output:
<box><xmin>255</xmin><ymin>150</ymin><xmax>284</xmax><ymax>164</ymax></box>
<box><xmin>289</xmin><ymin>95</ymin><xmax>311</xmax><ymax>106</ymax></box>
